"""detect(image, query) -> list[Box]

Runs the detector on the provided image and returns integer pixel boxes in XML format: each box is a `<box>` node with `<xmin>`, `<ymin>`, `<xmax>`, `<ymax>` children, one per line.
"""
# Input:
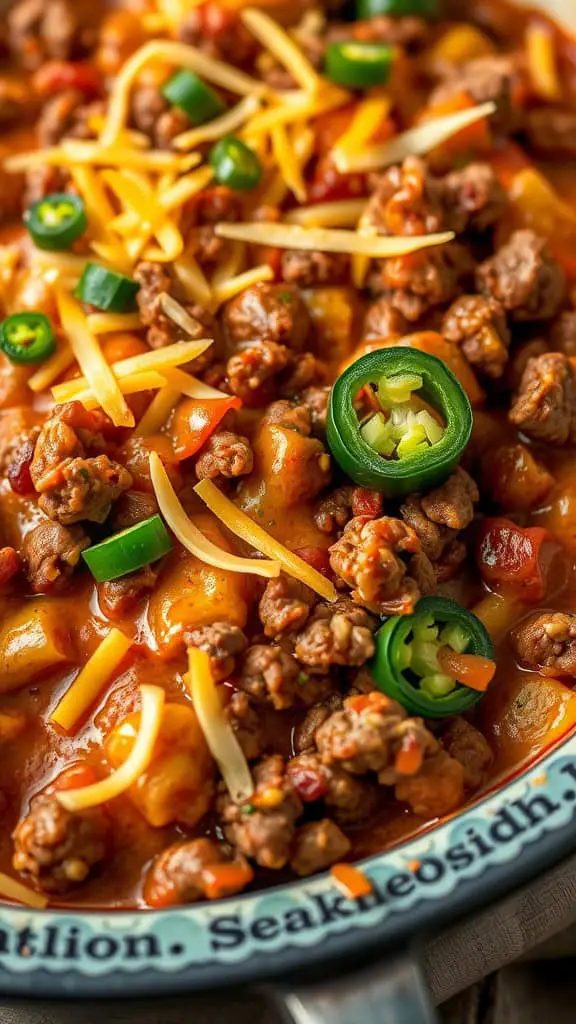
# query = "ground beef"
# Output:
<box><xmin>37</xmin><ymin>455</ymin><xmax>132</xmax><ymax>525</ymax></box>
<box><xmin>279</xmin><ymin>353</ymin><xmax>325</xmax><ymax>399</ymax></box>
<box><xmin>524</xmin><ymin>108</ymin><xmax>576</xmax><ymax>159</ymax></box>
<box><xmin>442</xmin><ymin>294</ymin><xmax>510</xmax><ymax>378</ymax></box>
<box><xmin>316</xmin><ymin>691</ymin><xmax>437</xmax><ymax>783</ymax></box>
<box><xmin>365</xmin><ymin>157</ymin><xmax>444</xmax><ymax>237</ymax></box>
<box><xmin>301</xmin><ymin>386</ymin><xmax>331</xmax><ymax>436</ymax></box>
<box><xmin>218</xmin><ymin>755</ymin><xmax>303</xmax><ymax>870</ymax></box>
<box><xmin>8</xmin><ymin>0</ymin><xmax>99</xmax><ymax>69</ymax></box>
<box><xmin>184</xmin><ymin>622</ymin><xmax>248</xmax><ymax>683</ymax></box>
<box><xmin>226</xmin><ymin>691</ymin><xmax>264</xmax><ymax>761</ymax></box>
<box><xmin>238</xmin><ymin>644</ymin><xmax>332</xmax><ymax>710</ymax></box>
<box><xmin>23</xmin><ymin>521</ymin><xmax>89</xmax><ymax>594</ymax></box>
<box><xmin>110</xmin><ymin>490</ymin><xmax>159</xmax><ymax>530</ymax></box>
<box><xmin>440</xmin><ymin>719</ymin><xmax>494</xmax><ymax>791</ymax></box>
<box><xmin>441</xmin><ymin>163</ymin><xmax>506</xmax><ymax>234</ymax></box>
<box><xmin>293</xmin><ymin>695</ymin><xmax>344</xmax><ymax>754</ymax></box>
<box><xmin>12</xmin><ymin>793</ymin><xmax>108</xmax><ymax>894</ymax></box>
<box><xmin>98</xmin><ymin>567</ymin><xmax>158</xmax><ymax>620</ymax></box>
<box><xmin>511</xmin><ymin>611</ymin><xmax>576</xmax><ymax>677</ymax></box>
<box><xmin>280</xmin><ymin>249</ymin><xmax>349</xmax><ymax>288</ymax></box>
<box><xmin>144</xmin><ymin>838</ymin><xmax>253</xmax><ymax>907</ymax></box>
<box><xmin>133</xmin><ymin>261</ymin><xmax>216</xmax><ymax>351</ymax></box>
<box><xmin>421</xmin><ymin>468</ymin><xmax>479</xmax><ymax>530</ymax></box>
<box><xmin>371</xmin><ymin>243</ymin><xmax>474</xmax><ymax>322</ymax></box>
<box><xmin>293</xmin><ymin>599</ymin><xmax>376</xmax><ymax>674</ymax></box>
<box><xmin>226</xmin><ymin>341</ymin><xmax>291</xmax><ymax>405</ymax></box>
<box><xmin>259</xmin><ymin>576</ymin><xmax>316</xmax><ymax>638</ymax></box>
<box><xmin>314</xmin><ymin>486</ymin><xmax>354</xmax><ymax>535</ymax></box>
<box><xmin>327</xmin><ymin>14</ymin><xmax>428</xmax><ymax>48</ymax></box>
<box><xmin>363</xmin><ymin>297</ymin><xmax>408</xmax><ymax>340</ymax></box>
<box><xmin>36</xmin><ymin>90</ymin><xmax>99</xmax><ymax>146</ymax></box>
<box><xmin>395</xmin><ymin>750</ymin><xmax>465</xmax><ymax>818</ymax></box>
<box><xmin>222</xmin><ymin>283</ymin><xmax>310</xmax><ymax>354</ymax></box>
<box><xmin>287</xmin><ymin>750</ymin><xmax>378</xmax><ymax>825</ymax></box>
<box><xmin>329</xmin><ymin>515</ymin><xmax>423</xmax><ymax>615</ymax></box>
<box><xmin>509</xmin><ymin>352</ymin><xmax>576</xmax><ymax>445</ymax></box>
<box><xmin>263</xmin><ymin>398</ymin><xmax>312</xmax><ymax>434</ymax></box>
<box><xmin>289</xmin><ymin>819</ymin><xmax>351</xmax><ymax>877</ymax></box>
<box><xmin>550</xmin><ymin>311</ymin><xmax>576</xmax><ymax>357</ymax></box>
<box><xmin>29</xmin><ymin>401</ymin><xmax>103</xmax><ymax>487</ymax></box>
<box><xmin>506</xmin><ymin>337</ymin><xmax>549</xmax><ymax>393</ymax></box>
<box><xmin>194</xmin><ymin>431</ymin><xmax>253</xmax><ymax>481</ymax></box>
<box><xmin>130</xmin><ymin>86</ymin><xmax>189</xmax><ymax>149</ymax></box>
<box><xmin>178</xmin><ymin>1</ymin><xmax>257</xmax><ymax>67</ymax></box>
<box><xmin>476</xmin><ymin>230</ymin><xmax>566</xmax><ymax>322</ymax></box>
<box><xmin>429</xmin><ymin>55</ymin><xmax>521</xmax><ymax>135</ymax></box>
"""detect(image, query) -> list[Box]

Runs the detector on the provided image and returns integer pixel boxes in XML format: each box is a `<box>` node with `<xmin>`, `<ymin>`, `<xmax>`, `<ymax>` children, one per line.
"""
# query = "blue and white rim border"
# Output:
<box><xmin>0</xmin><ymin>732</ymin><xmax>575</xmax><ymax>997</ymax></box>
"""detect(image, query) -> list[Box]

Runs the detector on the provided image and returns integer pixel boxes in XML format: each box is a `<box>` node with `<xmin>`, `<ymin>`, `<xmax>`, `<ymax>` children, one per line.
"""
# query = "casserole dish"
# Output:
<box><xmin>0</xmin><ymin>0</ymin><xmax>574</xmax><ymax>1020</ymax></box>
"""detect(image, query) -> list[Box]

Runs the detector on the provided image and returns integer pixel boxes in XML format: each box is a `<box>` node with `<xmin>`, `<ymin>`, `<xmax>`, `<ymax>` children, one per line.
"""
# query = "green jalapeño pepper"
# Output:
<box><xmin>82</xmin><ymin>514</ymin><xmax>173</xmax><ymax>582</ymax></box>
<box><xmin>326</xmin><ymin>348</ymin><xmax>473</xmax><ymax>498</ymax></box>
<box><xmin>370</xmin><ymin>596</ymin><xmax>495</xmax><ymax>718</ymax></box>
<box><xmin>0</xmin><ymin>312</ymin><xmax>56</xmax><ymax>364</ymax></box>
<box><xmin>25</xmin><ymin>193</ymin><xmax>87</xmax><ymax>251</ymax></box>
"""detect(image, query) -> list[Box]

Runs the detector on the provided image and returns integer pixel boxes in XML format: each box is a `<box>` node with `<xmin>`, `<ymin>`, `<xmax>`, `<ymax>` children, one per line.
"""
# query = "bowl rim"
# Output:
<box><xmin>0</xmin><ymin>730</ymin><xmax>574</xmax><ymax>998</ymax></box>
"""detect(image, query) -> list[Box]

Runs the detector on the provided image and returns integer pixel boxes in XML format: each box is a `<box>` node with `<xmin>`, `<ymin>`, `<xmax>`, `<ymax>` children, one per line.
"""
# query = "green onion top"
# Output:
<box><xmin>357</xmin><ymin>0</ymin><xmax>439</xmax><ymax>19</ymax></box>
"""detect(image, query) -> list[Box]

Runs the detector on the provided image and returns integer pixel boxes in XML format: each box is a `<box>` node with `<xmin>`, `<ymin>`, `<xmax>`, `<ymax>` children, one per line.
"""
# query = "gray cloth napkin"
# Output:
<box><xmin>1</xmin><ymin>853</ymin><xmax>575</xmax><ymax>1023</ymax></box>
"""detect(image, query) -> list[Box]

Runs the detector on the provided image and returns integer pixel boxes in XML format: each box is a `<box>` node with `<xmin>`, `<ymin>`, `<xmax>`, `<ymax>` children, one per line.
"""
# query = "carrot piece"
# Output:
<box><xmin>395</xmin><ymin>736</ymin><xmax>424</xmax><ymax>776</ymax></box>
<box><xmin>330</xmin><ymin>863</ymin><xmax>373</xmax><ymax>900</ymax></box>
<box><xmin>437</xmin><ymin>648</ymin><xmax>496</xmax><ymax>692</ymax></box>
<box><xmin>202</xmin><ymin>862</ymin><xmax>254</xmax><ymax>901</ymax></box>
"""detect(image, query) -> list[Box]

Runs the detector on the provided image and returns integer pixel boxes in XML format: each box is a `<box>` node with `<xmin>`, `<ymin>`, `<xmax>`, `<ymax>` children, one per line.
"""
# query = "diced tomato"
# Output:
<box><xmin>292</xmin><ymin>546</ymin><xmax>334</xmax><ymax>580</ymax></box>
<box><xmin>286</xmin><ymin>764</ymin><xmax>328</xmax><ymax>802</ymax></box>
<box><xmin>476</xmin><ymin>517</ymin><xmax>552</xmax><ymax>601</ymax></box>
<box><xmin>308</xmin><ymin>157</ymin><xmax>367</xmax><ymax>204</ymax></box>
<box><xmin>202</xmin><ymin>862</ymin><xmax>255</xmax><ymax>901</ymax></box>
<box><xmin>437</xmin><ymin>648</ymin><xmax>496</xmax><ymax>692</ymax></box>
<box><xmin>51</xmin><ymin>763</ymin><xmax>99</xmax><ymax>793</ymax></box>
<box><xmin>352</xmin><ymin>487</ymin><xmax>384</xmax><ymax>519</ymax></box>
<box><xmin>7</xmin><ymin>436</ymin><xmax>35</xmax><ymax>495</ymax></box>
<box><xmin>32</xmin><ymin>61</ymin><xmax>103</xmax><ymax>99</ymax></box>
<box><xmin>171</xmin><ymin>395</ymin><xmax>241</xmax><ymax>460</ymax></box>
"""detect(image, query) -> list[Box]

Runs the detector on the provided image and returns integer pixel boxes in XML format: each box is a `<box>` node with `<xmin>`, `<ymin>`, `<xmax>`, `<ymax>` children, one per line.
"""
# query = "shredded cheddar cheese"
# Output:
<box><xmin>0</xmin><ymin>873</ymin><xmax>49</xmax><ymax>909</ymax></box>
<box><xmin>4</xmin><ymin>143</ymin><xmax>201</xmax><ymax>175</ymax></box>
<box><xmin>172</xmin><ymin>257</ymin><xmax>213</xmax><ymax>308</ymax></box>
<box><xmin>28</xmin><ymin>344</ymin><xmax>75</xmax><ymax>394</ymax></box>
<box><xmin>215</xmin><ymin>221</ymin><xmax>454</xmax><ymax>256</ymax></box>
<box><xmin>150</xmin><ymin>452</ymin><xmax>281</xmax><ymax>579</ymax></box>
<box><xmin>338</xmin><ymin>101</ymin><xmax>497</xmax><ymax>173</ymax></box>
<box><xmin>271</xmin><ymin>123</ymin><xmax>307</xmax><ymax>202</ymax></box>
<box><xmin>51</xmin><ymin>339</ymin><xmax>212</xmax><ymax>404</ymax></box>
<box><xmin>286</xmin><ymin>198</ymin><xmax>368</xmax><ymax>228</ymax></box>
<box><xmin>86</xmin><ymin>312</ymin><xmax>143</xmax><ymax>334</ymax></box>
<box><xmin>55</xmin><ymin>289</ymin><xmax>134</xmax><ymax>428</ymax></box>
<box><xmin>187</xmin><ymin>648</ymin><xmax>253</xmax><ymax>804</ymax></box>
<box><xmin>331</xmin><ymin>95</ymin><xmax>392</xmax><ymax>173</ymax></box>
<box><xmin>133</xmin><ymin>386</ymin><xmax>181</xmax><ymax>437</ymax></box>
<box><xmin>173</xmin><ymin>95</ymin><xmax>261</xmax><ymax>152</ymax></box>
<box><xmin>193</xmin><ymin>478</ymin><xmax>337</xmax><ymax>601</ymax></box>
<box><xmin>68</xmin><ymin>371</ymin><xmax>168</xmax><ymax>411</ymax></box>
<box><xmin>526</xmin><ymin>23</ymin><xmax>562</xmax><ymax>100</ymax></box>
<box><xmin>51</xmin><ymin>629</ymin><xmax>133</xmax><ymax>733</ymax></box>
<box><xmin>56</xmin><ymin>685</ymin><xmax>166</xmax><ymax>812</ymax></box>
<box><xmin>100</xmin><ymin>40</ymin><xmax>268</xmax><ymax>148</ymax></box>
<box><xmin>241</xmin><ymin>7</ymin><xmax>320</xmax><ymax>94</ymax></box>
<box><xmin>211</xmin><ymin>264</ymin><xmax>274</xmax><ymax>305</ymax></box>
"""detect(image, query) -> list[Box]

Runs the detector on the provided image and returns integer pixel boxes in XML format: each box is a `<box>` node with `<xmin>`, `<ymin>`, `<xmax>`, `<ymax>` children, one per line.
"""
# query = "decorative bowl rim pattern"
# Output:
<box><xmin>0</xmin><ymin>731</ymin><xmax>575</xmax><ymax>998</ymax></box>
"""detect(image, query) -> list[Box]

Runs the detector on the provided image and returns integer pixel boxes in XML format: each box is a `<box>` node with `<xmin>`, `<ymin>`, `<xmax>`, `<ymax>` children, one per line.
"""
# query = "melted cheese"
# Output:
<box><xmin>339</xmin><ymin>101</ymin><xmax>497</xmax><ymax>173</ymax></box>
<box><xmin>55</xmin><ymin>289</ymin><xmax>134</xmax><ymax>428</ymax></box>
<box><xmin>187</xmin><ymin>648</ymin><xmax>253</xmax><ymax>804</ymax></box>
<box><xmin>149</xmin><ymin>452</ymin><xmax>281</xmax><ymax>579</ymax></box>
<box><xmin>194</xmin><ymin>478</ymin><xmax>337</xmax><ymax>601</ymax></box>
<box><xmin>100</xmin><ymin>40</ymin><xmax>268</xmax><ymax>148</ymax></box>
<box><xmin>215</xmin><ymin>221</ymin><xmax>454</xmax><ymax>256</ymax></box>
<box><xmin>51</xmin><ymin>629</ymin><xmax>133</xmax><ymax>733</ymax></box>
<box><xmin>57</xmin><ymin>685</ymin><xmax>166</xmax><ymax>812</ymax></box>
